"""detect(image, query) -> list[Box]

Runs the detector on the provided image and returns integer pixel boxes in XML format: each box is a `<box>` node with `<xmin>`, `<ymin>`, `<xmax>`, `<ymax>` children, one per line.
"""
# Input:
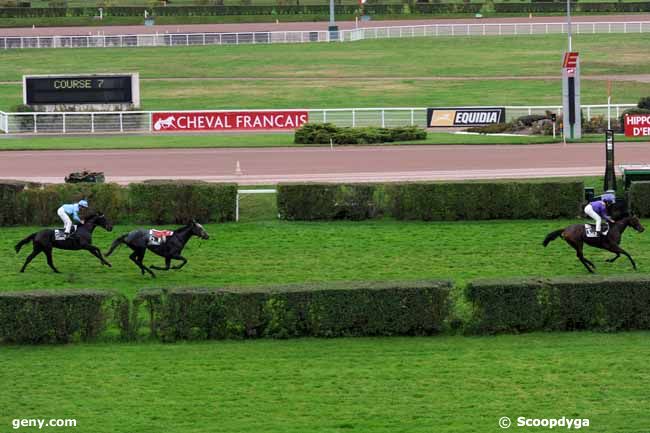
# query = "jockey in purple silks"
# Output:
<box><xmin>584</xmin><ymin>193</ymin><xmax>615</xmax><ymax>237</ymax></box>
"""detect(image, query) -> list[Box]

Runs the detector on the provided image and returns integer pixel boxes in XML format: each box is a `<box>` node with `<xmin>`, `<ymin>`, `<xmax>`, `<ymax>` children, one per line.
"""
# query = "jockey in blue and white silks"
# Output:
<box><xmin>57</xmin><ymin>200</ymin><xmax>88</xmax><ymax>237</ymax></box>
<box><xmin>584</xmin><ymin>193</ymin><xmax>615</xmax><ymax>236</ymax></box>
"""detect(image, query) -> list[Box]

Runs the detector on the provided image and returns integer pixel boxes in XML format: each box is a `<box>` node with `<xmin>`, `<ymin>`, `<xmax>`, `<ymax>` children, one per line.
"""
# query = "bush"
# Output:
<box><xmin>466</xmin><ymin>276</ymin><xmax>650</xmax><ymax>334</ymax></box>
<box><xmin>294</xmin><ymin>123</ymin><xmax>426</xmax><ymax>145</ymax></box>
<box><xmin>136</xmin><ymin>281</ymin><xmax>451</xmax><ymax>342</ymax></box>
<box><xmin>0</xmin><ymin>290</ymin><xmax>129</xmax><ymax>344</ymax></box>
<box><xmin>0</xmin><ymin>181</ymin><xmax>27</xmax><ymax>225</ymax></box>
<box><xmin>629</xmin><ymin>181</ymin><xmax>650</xmax><ymax>217</ymax></box>
<box><xmin>277</xmin><ymin>183</ymin><xmax>380</xmax><ymax>221</ymax></box>
<box><xmin>387</xmin><ymin>180</ymin><xmax>584</xmax><ymax>221</ymax></box>
<box><xmin>638</xmin><ymin>96</ymin><xmax>650</xmax><ymax>110</ymax></box>
<box><xmin>128</xmin><ymin>181</ymin><xmax>237</xmax><ymax>224</ymax></box>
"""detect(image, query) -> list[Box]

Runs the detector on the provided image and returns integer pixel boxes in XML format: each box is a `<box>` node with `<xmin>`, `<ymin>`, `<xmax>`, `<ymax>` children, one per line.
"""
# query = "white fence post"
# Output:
<box><xmin>33</xmin><ymin>114</ymin><xmax>37</xmax><ymax>133</ymax></box>
<box><xmin>381</xmin><ymin>110</ymin><xmax>385</xmax><ymax>128</ymax></box>
<box><xmin>120</xmin><ymin>113</ymin><xmax>124</xmax><ymax>133</ymax></box>
<box><xmin>352</xmin><ymin>109</ymin><xmax>356</xmax><ymax>127</ymax></box>
<box><xmin>91</xmin><ymin>113</ymin><xmax>95</xmax><ymax>133</ymax></box>
<box><xmin>62</xmin><ymin>113</ymin><xmax>66</xmax><ymax>133</ymax></box>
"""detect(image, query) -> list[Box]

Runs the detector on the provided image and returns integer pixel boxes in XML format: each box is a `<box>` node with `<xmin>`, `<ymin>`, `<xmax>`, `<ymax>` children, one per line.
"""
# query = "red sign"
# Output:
<box><xmin>562</xmin><ymin>52</ymin><xmax>579</xmax><ymax>68</ymax></box>
<box><xmin>152</xmin><ymin>111</ymin><xmax>309</xmax><ymax>132</ymax></box>
<box><xmin>625</xmin><ymin>114</ymin><xmax>650</xmax><ymax>137</ymax></box>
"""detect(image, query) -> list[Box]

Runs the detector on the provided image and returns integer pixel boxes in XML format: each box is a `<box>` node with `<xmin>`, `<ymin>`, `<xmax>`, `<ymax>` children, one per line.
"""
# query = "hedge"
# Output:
<box><xmin>388</xmin><ymin>181</ymin><xmax>584</xmax><ymax>221</ymax></box>
<box><xmin>628</xmin><ymin>181</ymin><xmax>650</xmax><ymax>217</ymax></box>
<box><xmin>135</xmin><ymin>280</ymin><xmax>451</xmax><ymax>342</ymax></box>
<box><xmin>0</xmin><ymin>181</ymin><xmax>236</xmax><ymax>226</ymax></box>
<box><xmin>0</xmin><ymin>290</ymin><xmax>129</xmax><ymax>344</ymax></box>
<box><xmin>294</xmin><ymin>123</ymin><xmax>427</xmax><ymax>145</ymax></box>
<box><xmin>128</xmin><ymin>180</ymin><xmax>237</xmax><ymax>224</ymax></box>
<box><xmin>466</xmin><ymin>275</ymin><xmax>650</xmax><ymax>334</ymax></box>
<box><xmin>277</xmin><ymin>183</ymin><xmax>381</xmax><ymax>221</ymax></box>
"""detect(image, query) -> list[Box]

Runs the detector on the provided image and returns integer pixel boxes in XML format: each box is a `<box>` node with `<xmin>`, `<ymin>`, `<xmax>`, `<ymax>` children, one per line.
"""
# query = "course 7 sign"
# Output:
<box><xmin>152</xmin><ymin>111</ymin><xmax>309</xmax><ymax>132</ymax></box>
<box><xmin>624</xmin><ymin>114</ymin><xmax>650</xmax><ymax>137</ymax></box>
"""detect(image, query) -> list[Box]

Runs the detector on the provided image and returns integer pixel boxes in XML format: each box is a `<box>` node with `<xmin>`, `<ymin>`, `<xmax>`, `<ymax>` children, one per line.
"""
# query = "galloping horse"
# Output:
<box><xmin>15</xmin><ymin>213</ymin><xmax>113</xmax><ymax>273</ymax></box>
<box><xmin>105</xmin><ymin>220</ymin><xmax>209</xmax><ymax>278</ymax></box>
<box><xmin>543</xmin><ymin>215</ymin><xmax>645</xmax><ymax>273</ymax></box>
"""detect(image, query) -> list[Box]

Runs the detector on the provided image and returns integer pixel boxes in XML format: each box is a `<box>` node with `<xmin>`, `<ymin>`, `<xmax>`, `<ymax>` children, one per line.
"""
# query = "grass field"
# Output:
<box><xmin>2</xmin><ymin>333</ymin><xmax>649</xmax><ymax>433</ymax></box>
<box><xmin>1</xmin><ymin>35</ymin><xmax>649</xmax><ymax>111</ymax></box>
<box><xmin>4</xmin><ymin>217</ymin><xmax>648</xmax><ymax>300</ymax></box>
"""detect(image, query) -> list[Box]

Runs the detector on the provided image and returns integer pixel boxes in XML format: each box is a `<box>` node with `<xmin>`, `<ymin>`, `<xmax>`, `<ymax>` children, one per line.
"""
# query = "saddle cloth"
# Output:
<box><xmin>585</xmin><ymin>223</ymin><xmax>609</xmax><ymax>238</ymax></box>
<box><xmin>148</xmin><ymin>229</ymin><xmax>174</xmax><ymax>246</ymax></box>
<box><xmin>54</xmin><ymin>225</ymin><xmax>77</xmax><ymax>241</ymax></box>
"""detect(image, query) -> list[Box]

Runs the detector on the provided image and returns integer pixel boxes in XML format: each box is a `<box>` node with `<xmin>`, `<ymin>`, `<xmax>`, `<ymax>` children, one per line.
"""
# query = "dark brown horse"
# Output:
<box><xmin>543</xmin><ymin>215</ymin><xmax>645</xmax><ymax>273</ymax></box>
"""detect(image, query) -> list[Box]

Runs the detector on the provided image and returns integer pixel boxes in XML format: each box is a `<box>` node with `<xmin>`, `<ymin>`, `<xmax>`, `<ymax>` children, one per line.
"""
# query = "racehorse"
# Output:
<box><xmin>105</xmin><ymin>220</ymin><xmax>209</xmax><ymax>278</ymax></box>
<box><xmin>543</xmin><ymin>215</ymin><xmax>645</xmax><ymax>273</ymax></box>
<box><xmin>15</xmin><ymin>213</ymin><xmax>113</xmax><ymax>273</ymax></box>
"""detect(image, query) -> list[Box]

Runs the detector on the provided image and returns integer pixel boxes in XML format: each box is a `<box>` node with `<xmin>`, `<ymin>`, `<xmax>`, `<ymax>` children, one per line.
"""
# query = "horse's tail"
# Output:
<box><xmin>543</xmin><ymin>229</ymin><xmax>564</xmax><ymax>247</ymax></box>
<box><xmin>105</xmin><ymin>233</ymin><xmax>128</xmax><ymax>257</ymax></box>
<box><xmin>14</xmin><ymin>232</ymin><xmax>36</xmax><ymax>253</ymax></box>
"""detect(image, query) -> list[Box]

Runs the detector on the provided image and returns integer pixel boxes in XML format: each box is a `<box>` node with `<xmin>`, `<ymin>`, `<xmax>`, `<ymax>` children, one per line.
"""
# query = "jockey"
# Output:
<box><xmin>57</xmin><ymin>200</ymin><xmax>88</xmax><ymax>238</ymax></box>
<box><xmin>584</xmin><ymin>193</ymin><xmax>615</xmax><ymax>237</ymax></box>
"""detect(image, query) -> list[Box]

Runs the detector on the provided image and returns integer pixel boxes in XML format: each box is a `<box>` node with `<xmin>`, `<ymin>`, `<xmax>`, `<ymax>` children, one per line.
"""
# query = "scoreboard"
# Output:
<box><xmin>23</xmin><ymin>73</ymin><xmax>140</xmax><ymax>107</ymax></box>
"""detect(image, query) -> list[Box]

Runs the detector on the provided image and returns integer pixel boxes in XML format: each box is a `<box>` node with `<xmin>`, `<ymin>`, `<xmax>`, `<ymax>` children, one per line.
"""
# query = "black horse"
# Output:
<box><xmin>15</xmin><ymin>213</ymin><xmax>113</xmax><ymax>273</ymax></box>
<box><xmin>543</xmin><ymin>215</ymin><xmax>645</xmax><ymax>273</ymax></box>
<box><xmin>105</xmin><ymin>220</ymin><xmax>210</xmax><ymax>278</ymax></box>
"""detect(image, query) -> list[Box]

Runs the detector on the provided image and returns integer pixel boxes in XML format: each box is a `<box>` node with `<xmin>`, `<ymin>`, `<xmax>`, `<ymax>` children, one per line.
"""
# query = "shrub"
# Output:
<box><xmin>387</xmin><ymin>180</ymin><xmax>584</xmax><ymax>221</ymax></box>
<box><xmin>294</xmin><ymin>123</ymin><xmax>426</xmax><ymax>145</ymax></box>
<box><xmin>629</xmin><ymin>181</ymin><xmax>650</xmax><ymax>217</ymax></box>
<box><xmin>127</xmin><ymin>181</ymin><xmax>237</xmax><ymax>224</ymax></box>
<box><xmin>277</xmin><ymin>183</ymin><xmax>380</xmax><ymax>221</ymax></box>
<box><xmin>0</xmin><ymin>181</ymin><xmax>27</xmax><ymax>225</ymax></box>
<box><xmin>136</xmin><ymin>281</ymin><xmax>451</xmax><ymax>341</ymax></box>
<box><xmin>466</xmin><ymin>276</ymin><xmax>650</xmax><ymax>334</ymax></box>
<box><xmin>638</xmin><ymin>96</ymin><xmax>650</xmax><ymax>110</ymax></box>
<box><xmin>0</xmin><ymin>290</ymin><xmax>129</xmax><ymax>344</ymax></box>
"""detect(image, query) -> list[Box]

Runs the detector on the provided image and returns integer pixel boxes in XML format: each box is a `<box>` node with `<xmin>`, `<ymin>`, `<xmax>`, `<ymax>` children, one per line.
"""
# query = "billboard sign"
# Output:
<box><xmin>624</xmin><ymin>114</ymin><xmax>650</xmax><ymax>137</ymax></box>
<box><xmin>152</xmin><ymin>111</ymin><xmax>309</xmax><ymax>132</ymax></box>
<box><xmin>427</xmin><ymin>107</ymin><xmax>505</xmax><ymax>127</ymax></box>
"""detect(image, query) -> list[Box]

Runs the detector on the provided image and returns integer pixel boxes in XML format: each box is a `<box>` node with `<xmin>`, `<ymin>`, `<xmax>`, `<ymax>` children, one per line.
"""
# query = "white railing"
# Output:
<box><xmin>1</xmin><ymin>21</ymin><xmax>650</xmax><ymax>49</ymax></box>
<box><xmin>0</xmin><ymin>104</ymin><xmax>636</xmax><ymax>135</ymax></box>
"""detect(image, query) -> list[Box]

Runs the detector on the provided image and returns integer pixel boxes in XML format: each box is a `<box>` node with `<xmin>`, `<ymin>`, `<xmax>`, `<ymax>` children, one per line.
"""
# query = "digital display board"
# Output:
<box><xmin>25</xmin><ymin>75</ymin><xmax>133</xmax><ymax>104</ymax></box>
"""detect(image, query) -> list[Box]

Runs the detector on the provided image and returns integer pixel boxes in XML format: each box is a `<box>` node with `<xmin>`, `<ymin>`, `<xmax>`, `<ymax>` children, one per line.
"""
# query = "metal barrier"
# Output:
<box><xmin>1</xmin><ymin>21</ymin><xmax>650</xmax><ymax>49</ymax></box>
<box><xmin>0</xmin><ymin>104</ymin><xmax>635</xmax><ymax>135</ymax></box>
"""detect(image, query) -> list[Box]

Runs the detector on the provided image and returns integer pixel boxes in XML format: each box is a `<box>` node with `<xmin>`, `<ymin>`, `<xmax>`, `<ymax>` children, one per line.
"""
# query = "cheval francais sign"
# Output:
<box><xmin>624</xmin><ymin>114</ymin><xmax>650</xmax><ymax>137</ymax></box>
<box><xmin>152</xmin><ymin>111</ymin><xmax>309</xmax><ymax>132</ymax></box>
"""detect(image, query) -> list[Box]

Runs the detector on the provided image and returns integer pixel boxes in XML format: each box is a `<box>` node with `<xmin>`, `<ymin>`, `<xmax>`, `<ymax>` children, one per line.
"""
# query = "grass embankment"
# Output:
<box><xmin>1</xmin><ymin>35</ymin><xmax>649</xmax><ymax>111</ymax></box>
<box><xmin>1</xmin><ymin>333</ymin><xmax>649</xmax><ymax>433</ymax></box>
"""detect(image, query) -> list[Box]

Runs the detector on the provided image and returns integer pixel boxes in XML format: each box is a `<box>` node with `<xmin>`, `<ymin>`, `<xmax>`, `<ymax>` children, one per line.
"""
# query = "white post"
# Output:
<box><xmin>410</xmin><ymin>109</ymin><xmax>414</xmax><ymax>126</ymax></box>
<box><xmin>236</xmin><ymin>193</ymin><xmax>240</xmax><ymax>222</ymax></box>
<box><xmin>120</xmin><ymin>113</ymin><xmax>124</xmax><ymax>133</ymax></box>
<box><xmin>91</xmin><ymin>113</ymin><xmax>95</xmax><ymax>133</ymax></box>
<box><xmin>381</xmin><ymin>110</ymin><xmax>385</xmax><ymax>128</ymax></box>
<box><xmin>33</xmin><ymin>114</ymin><xmax>37</xmax><ymax>133</ymax></box>
<box><xmin>607</xmin><ymin>97</ymin><xmax>611</xmax><ymax>130</ymax></box>
<box><xmin>186</xmin><ymin>34</ymin><xmax>189</xmax><ymax>46</ymax></box>
<box><xmin>149</xmin><ymin>112</ymin><xmax>153</xmax><ymax>132</ymax></box>
<box><xmin>62</xmin><ymin>113</ymin><xmax>66</xmax><ymax>133</ymax></box>
<box><xmin>587</xmin><ymin>106</ymin><xmax>591</xmax><ymax>120</ymax></box>
<box><xmin>352</xmin><ymin>109</ymin><xmax>356</xmax><ymax>127</ymax></box>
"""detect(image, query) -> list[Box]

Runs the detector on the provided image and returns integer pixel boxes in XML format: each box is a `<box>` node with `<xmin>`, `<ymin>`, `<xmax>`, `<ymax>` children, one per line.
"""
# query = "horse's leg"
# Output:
<box><xmin>606</xmin><ymin>253</ymin><xmax>621</xmax><ymax>263</ymax></box>
<box><xmin>135</xmin><ymin>249</ymin><xmax>156</xmax><ymax>278</ymax></box>
<box><xmin>85</xmin><ymin>245</ymin><xmax>112</xmax><ymax>267</ymax></box>
<box><xmin>44</xmin><ymin>248</ymin><xmax>60</xmax><ymax>273</ymax></box>
<box><xmin>150</xmin><ymin>257</ymin><xmax>172</xmax><ymax>271</ymax></box>
<box><xmin>19</xmin><ymin>247</ymin><xmax>41</xmax><ymax>273</ymax></box>
<box><xmin>608</xmin><ymin>245</ymin><xmax>637</xmax><ymax>270</ymax></box>
<box><xmin>171</xmin><ymin>254</ymin><xmax>188</xmax><ymax>270</ymax></box>
<box><xmin>567</xmin><ymin>239</ymin><xmax>595</xmax><ymax>273</ymax></box>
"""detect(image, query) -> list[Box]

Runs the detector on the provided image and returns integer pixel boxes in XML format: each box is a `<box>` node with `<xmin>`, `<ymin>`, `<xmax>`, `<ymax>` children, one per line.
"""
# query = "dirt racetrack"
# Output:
<box><xmin>1</xmin><ymin>142</ymin><xmax>649</xmax><ymax>184</ymax></box>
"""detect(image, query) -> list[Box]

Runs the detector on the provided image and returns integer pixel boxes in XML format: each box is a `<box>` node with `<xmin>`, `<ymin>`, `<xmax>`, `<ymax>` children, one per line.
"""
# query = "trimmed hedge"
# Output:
<box><xmin>629</xmin><ymin>181</ymin><xmax>650</xmax><ymax>217</ymax></box>
<box><xmin>466</xmin><ymin>275</ymin><xmax>650</xmax><ymax>334</ymax></box>
<box><xmin>294</xmin><ymin>123</ymin><xmax>426</xmax><ymax>145</ymax></box>
<box><xmin>0</xmin><ymin>181</ymin><xmax>236</xmax><ymax>226</ymax></box>
<box><xmin>0</xmin><ymin>290</ymin><xmax>129</xmax><ymax>344</ymax></box>
<box><xmin>136</xmin><ymin>281</ymin><xmax>451</xmax><ymax>342</ymax></box>
<box><xmin>128</xmin><ymin>180</ymin><xmax>236</xmax><ymax>224</ymax></box>
<box><xmin>277</xmin><ymin>183</ymin><xmax>381</xmax><ymax>221</ymax></box>
<box><xmin>388</xmin><ymin>181</ymin><xmax>584</xmax><ymax>221</ymax></box>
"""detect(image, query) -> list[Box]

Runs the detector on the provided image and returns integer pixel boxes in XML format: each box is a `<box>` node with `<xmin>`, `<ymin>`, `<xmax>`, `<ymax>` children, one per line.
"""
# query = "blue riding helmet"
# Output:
<box><xmin>601</xmin><ymin>193</ymin><xmax>616</xmax><ymax>203</ymax></box>
<box><xmin>78</xmin><ymin>200</ymin><xmax>89</xmax><ymax>208</ymax></box>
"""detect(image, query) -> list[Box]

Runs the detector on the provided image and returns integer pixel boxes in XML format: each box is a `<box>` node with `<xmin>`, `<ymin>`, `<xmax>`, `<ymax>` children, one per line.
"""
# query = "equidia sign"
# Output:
<box><xmin>152</xmin><ymin>111</ymin><xmax>309</xmax><ymax>132</ymax></box>
<box><xmin>624</xmin><ymin>114</ymin><xmax>650</xmax><ymax>137</ymax></box>
<box><xmin>427</xmin><ymin>107</ymin><xmax>505</xmax><ymax>127</ymax></box>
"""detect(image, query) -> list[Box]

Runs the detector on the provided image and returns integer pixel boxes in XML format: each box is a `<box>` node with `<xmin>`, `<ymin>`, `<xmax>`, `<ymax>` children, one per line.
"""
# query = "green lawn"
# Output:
<box><xmin>1</xmin><ymin>333</ymin><xmax>649</xmax><ymax>433</ymax></box>
<box><xmin>1</xmin><ymin>35</ymin><xmax>649</xmax><ymax>111</ymax></box>
<box><xmin>4</xmin><ymin>217</ymin><xmax>648</xmax><ymax>298</ymax></box>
